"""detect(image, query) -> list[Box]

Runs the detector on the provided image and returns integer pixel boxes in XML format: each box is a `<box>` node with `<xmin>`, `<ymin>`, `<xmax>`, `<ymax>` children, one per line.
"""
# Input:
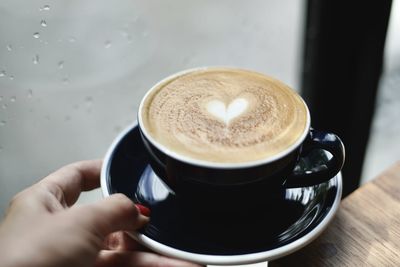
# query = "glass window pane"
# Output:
<box><xmin>0</xmin><ymin>0</ymin><xmax>305</xmax><ymax>212</ymax></box>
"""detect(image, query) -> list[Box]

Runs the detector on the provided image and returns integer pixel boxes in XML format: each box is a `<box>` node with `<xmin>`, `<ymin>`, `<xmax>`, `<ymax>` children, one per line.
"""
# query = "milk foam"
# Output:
<box><xmin>141</xmin><ymin>68</ymin><xmax>308</xmax><ymax>163</ymax></box>
<box><xmin>206</xmin><ymin>98</ymin><xmax>248</xmax><ymax>124</ymax></box>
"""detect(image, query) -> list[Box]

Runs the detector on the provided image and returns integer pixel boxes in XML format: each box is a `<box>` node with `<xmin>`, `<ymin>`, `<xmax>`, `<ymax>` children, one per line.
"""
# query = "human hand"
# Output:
<box><xmin>0</xmin><ymin>160</ymin><xmax>202</xmax><ymax>267</ymax></box>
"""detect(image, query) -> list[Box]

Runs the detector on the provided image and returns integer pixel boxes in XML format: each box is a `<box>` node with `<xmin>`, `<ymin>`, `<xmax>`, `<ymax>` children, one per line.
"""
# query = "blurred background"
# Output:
<box><xmin>0</xmin><ymin>0</ymin><xmax>399</xmax><ymax>221</ymax></box>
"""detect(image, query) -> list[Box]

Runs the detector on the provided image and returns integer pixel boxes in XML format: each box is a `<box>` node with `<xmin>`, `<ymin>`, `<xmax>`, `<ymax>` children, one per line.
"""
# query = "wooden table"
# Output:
<box><xmin>269</xmin><ymin>161</ymin><xmax>400</xmax><ymax>267</ymax></box>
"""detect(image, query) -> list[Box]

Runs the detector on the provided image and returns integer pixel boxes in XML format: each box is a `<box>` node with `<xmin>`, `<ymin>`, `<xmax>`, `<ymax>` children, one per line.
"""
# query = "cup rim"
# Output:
<box><xmin>138</xmin><ymin>66</ymin><xmax>311</xmax><ymax>169</ymax></box>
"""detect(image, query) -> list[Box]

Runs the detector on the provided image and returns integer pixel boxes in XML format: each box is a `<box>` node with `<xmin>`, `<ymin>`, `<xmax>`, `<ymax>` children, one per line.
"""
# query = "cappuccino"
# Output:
<box><xmin>140</xmin><ymin>68</ymin><xmax>308</xmax><ymax>163</ymax></box>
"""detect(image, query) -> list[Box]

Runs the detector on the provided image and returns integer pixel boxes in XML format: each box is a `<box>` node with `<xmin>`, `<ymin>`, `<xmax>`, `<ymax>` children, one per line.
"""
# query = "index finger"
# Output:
<box><xmin>38</xmin><ymin>159</ymin><xmax>102</xmax><ymax>207</ymax></box>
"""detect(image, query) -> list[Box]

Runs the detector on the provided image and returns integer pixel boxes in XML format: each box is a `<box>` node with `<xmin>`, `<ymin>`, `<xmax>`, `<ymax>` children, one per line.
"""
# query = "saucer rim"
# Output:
<box><xmin>101</xmin><ymin>122</ymin><xmax>343</xmax><ymax>266</ymax></box>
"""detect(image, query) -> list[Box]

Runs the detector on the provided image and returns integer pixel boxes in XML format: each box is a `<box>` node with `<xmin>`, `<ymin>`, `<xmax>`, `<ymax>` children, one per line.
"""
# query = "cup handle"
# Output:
<box><xmin>284</xmin><ymin>129</ymin><xmax>345</xmax><ymax>188</ymax></box>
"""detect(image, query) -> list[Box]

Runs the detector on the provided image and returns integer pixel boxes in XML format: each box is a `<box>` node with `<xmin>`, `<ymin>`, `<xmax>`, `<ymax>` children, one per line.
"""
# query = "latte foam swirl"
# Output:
<box><xmin>140</xmin><ymin>68</ymin><xmax>308</xmax><ymax>163</ymax></box>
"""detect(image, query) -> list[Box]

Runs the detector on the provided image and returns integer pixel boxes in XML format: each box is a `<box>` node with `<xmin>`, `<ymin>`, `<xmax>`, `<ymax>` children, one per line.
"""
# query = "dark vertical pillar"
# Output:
<box><xmin>302</xmin><ymin>0</ymin><xmax>392</xmax><ymax>197</ymax></box>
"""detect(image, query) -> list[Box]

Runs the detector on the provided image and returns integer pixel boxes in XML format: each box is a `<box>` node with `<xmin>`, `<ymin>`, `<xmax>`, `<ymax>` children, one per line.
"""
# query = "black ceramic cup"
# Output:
<box><xmin>137</xmin><ymin>68</ymin><xmax>345</xmax><ymax>214</ymax></box>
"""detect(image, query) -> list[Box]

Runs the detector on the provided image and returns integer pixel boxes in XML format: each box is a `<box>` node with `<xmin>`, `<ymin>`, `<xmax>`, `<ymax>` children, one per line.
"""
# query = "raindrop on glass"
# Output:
<box><xmin>0</xmin><ymin>70</ymin><xmax>6</xmax><ymax>77</ymax></box>
<box><xmin>40</xmin><ymin>20</ymin><xmax>47</xmax><ymax>27</ymax></box>
<box><xmin>85</xmin><ymin>97</ymin><xmax>93</xmax><ymax>113</ymax></box>
<box><xmin>0</xmin><ymin>120</ymin><xmax>6</xmax><ymax>127</ymax></box>
<box><xmin>33</xmin><ymin>54</ymin><xmax>39</xmax><ymax>65</ymax></box>
<box><xmin>85</xmin><ymin>97</ymin><xmax>93</xmax><ymax>106</ymax></box>
<box><xmin>68</xmin><ymin>37</ymin><xmax>76</xmax><ymax>43</ymax></box>
<box><xmin>9</xmin><ymin>75</ymin><xmax>14</xmax><ymax>80</ymax></box>
<box><xmin>43</xmin><ymin>5</ymin><xmax>50</xmax><ymax>11</ymax></box>
<box><xmin>2</xmin><ymin>103</ymin><xmax>7</xmax><ymax>109</ymax></box>
<box><xmin>10</xmin><ymin>96</ymin><xmax>16</xmax><ymax>102</ymax></box>
<box><xmin>62</xmin><ymin>77</ymin><xmax>69</xmax><ymax>84</ymax></box>
<box><xmin>104</xmin><ymin>40</ymin><xmax>112</xmax><ymax>48</ymax></box>
<box><xmin>58</xmin><ymin>61</ymin><xmax>64</xmax><ymax>69</ymax></box>
<box><xmin>33</xmin><ymin>32</ymin><xmax>40</xmax><ymax>39</ymax></box>
<box><xmin>122</xmin><ymin>32</ymin><xmax>132</xmax><ymax>43</ymax></box>
<box><xmin>27</xmin><ymin>89</ymin><xmax>33</xmax><ymax>98</ymax></box>
<box><xmin>6</xmin><ymin>45</ymin><xmax>12</xmax><ymax>51</ymax></box>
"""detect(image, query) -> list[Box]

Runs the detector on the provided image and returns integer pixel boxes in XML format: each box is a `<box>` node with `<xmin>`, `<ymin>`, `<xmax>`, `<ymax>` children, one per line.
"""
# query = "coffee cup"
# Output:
<box><xmin>137</xmin><ymin>67</ymin><xmax>345</xmax><ymax>213</ymax></box>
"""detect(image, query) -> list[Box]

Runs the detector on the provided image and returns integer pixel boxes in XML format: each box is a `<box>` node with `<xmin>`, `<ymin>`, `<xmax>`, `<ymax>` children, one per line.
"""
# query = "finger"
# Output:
<box><xmin>95</xmin><ymin>250</ymin><xmax>205</xmax><ymax>267</ymax></box>
<box><xmin>68</xmin><ymin>194</ymin><xmax>149</xmax><ymax>238</ymax></box>
<box><xmin>103</xmin><ymin>232</ymin><xmax>141</xmax><ymax>251</ymax></box>
<box><xmin>38</xmin><ymin>159</ymin><xmax>102</xmax><ymax>206</ymax></box>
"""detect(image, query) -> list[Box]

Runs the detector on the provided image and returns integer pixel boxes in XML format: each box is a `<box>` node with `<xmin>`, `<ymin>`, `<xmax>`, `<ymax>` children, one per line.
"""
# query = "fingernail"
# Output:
<box><xmin>135</xmin><ymin>204</ymin><xmax>151</xmax><ymax>217</ymax></box>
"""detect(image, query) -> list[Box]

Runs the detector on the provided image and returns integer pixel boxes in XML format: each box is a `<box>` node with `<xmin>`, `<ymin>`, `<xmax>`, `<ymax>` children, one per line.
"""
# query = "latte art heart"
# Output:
<box><xmin>141</xmin><ymin>68</ymin><xmax>308</xmax><ymax>163</ymax></box>
<box><xmin>206</xmin><ymin>98</ymin><xmax>248</xmax><ymax>124</ymax></box>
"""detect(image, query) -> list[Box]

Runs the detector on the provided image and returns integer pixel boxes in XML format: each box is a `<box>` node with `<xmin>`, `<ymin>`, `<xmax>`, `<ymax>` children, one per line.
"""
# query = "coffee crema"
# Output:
<box><xmin>140</xmin><ymin>68</ymin><xmax>308</xmax><ymax>163</ymax></box>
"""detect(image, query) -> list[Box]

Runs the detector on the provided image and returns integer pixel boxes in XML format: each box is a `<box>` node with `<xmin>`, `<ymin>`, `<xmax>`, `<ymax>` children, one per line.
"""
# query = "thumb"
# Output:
<box><xmin>68</xmin><ymin>194</ymin><xmax>149</xmax><ymax>238</ymax></box>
